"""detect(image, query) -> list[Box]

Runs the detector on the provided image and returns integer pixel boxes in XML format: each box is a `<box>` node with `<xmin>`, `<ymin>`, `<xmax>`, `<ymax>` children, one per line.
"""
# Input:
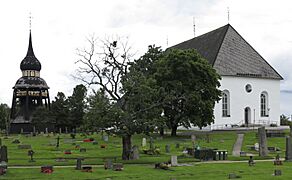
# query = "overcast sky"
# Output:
<box><xmin>0</xmin><ymin>0</ymin><xmax>292</xmax><ymax>116</ymax></box>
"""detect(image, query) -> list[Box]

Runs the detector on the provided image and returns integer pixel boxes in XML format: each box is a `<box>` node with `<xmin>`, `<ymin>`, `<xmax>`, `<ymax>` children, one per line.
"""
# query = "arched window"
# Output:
<box><xmin>260</xmin><ymin>92</ymin><xmax>268</xmax><ymax>117</ymax></box>
<box><xmin>222</xmin><ymin>90</ymin><xmax>230</xmax><ymax>117</ymax></box>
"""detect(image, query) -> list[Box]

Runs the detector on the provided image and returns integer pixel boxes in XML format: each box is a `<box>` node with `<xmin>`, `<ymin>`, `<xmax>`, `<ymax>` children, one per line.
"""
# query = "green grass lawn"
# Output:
<box><xmin>0</xmin><ymin>131</ymin><xmax>237</xmax><ymax>166</ymax></box>
<box><xmin>0</xmin><ymin>161</ymin><xmax>291</xmax><ymax>179</ymax></box>
<box><xmin>1</xmin><ymin>130</ymin><xmax>292</xmax><ymax>179</ymax></box>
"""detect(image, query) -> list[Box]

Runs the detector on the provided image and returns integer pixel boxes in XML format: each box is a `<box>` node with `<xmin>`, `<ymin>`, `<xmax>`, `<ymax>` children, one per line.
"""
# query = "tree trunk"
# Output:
<box><xmin>171</xmin><ymin>125</ymin><xmax>177</xmax><ymax>136</ymax></box>
<box><xmin>159</xmin><ymin>127</ymin><xmax>164</xmax><ymax>136</ymax></box>
<box><xmin>122</xmin><ymin>135</ymin><xmax>132</xmax><ymax>160</ymax></box>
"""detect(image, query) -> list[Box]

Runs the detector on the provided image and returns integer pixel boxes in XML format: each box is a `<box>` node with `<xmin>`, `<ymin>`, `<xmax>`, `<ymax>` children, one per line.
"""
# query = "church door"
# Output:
<box><xmin>244</xmin><ymin>107</ymin><xmax>251</xmax><ymax>125</ymax></box>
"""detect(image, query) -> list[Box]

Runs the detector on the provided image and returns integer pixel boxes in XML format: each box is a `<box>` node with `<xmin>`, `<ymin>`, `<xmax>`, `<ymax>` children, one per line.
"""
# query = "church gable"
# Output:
<box><xmin>170</xmin><ymin>24</ymin><xmax>283</xmax><ymax>80</ymax></box>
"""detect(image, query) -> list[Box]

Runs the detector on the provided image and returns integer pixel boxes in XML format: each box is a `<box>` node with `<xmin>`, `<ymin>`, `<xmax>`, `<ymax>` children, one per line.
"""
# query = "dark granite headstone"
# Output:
<box><xmin>248</xmin><ymin>156</ymin><xmax>255</xmax><ymax>166</ymax></box>
<box><xmin>258</xmin><ymin>127</ymin><xmax>268</xmax><ymax>157</ymax></box>
<box><xmin>113</xmin><ymin>163</ymin><xmax>123</xmax><ymax>171</ymax></box>
<box><xmin>76</xmin><ymin>158</ymin><xmax>83</xmax><ymax>170</ymax></box>
<box><xmin>274</xmin><ymin>169</ymin><xmax>282</xmax><ymax>176</ymax></box>
<box><xmin>285</xmin><ymin>136</ymin><xmax>292</xmax><ymax>161</ymax></box>
<box><xmin>149</xmin><ymin>137</ymin><xmax>154</xmax><ymax>150</ymax></box>
<box><xmin>165</xmin><ymin>144</ymin><xmax>170</xmax><ymax>153</ymax></box>
<box><xmin>56</xmin><ymin>136</ymin><xmax>60</xmax><ymax>148</ymax></box>
<box><xmin>0</xmin><ymin>146</ymin><xmax>8</xmax><ymax>162</ymax></box>
<box><xmin>80</xmin><ymin>148</ymin><xmax>87</xmax><ymax>153</ymax></box>
<box><xmin>175</xmin><ymin>143</ymin><xmax>180</xmax><ymax>149</ymax></box>
<box><xmin>104</xmin><ymin>159</ymin><xmax>113</xmax><ymax>169</ymax></box>
<box><xmin>28</xmin><ymin>150</ymin><xmax>35</xmax><ymax>162</ymax></box>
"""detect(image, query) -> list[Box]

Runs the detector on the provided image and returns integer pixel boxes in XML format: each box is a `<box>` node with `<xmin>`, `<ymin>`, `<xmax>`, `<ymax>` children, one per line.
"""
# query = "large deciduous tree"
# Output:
<box><xmin>155</xmin><ymin>49</ymin><xmax>221</xmax><ymax>136</ymax></box>
<box><xmin>75</xmin><ymin>37</ymin><xmax>161</xmax><ymax>160</ymax></box>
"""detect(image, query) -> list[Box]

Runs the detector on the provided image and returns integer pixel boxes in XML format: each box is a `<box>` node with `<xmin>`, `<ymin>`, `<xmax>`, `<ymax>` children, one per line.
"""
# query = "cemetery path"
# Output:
<box><xmin>232</xmin><ymin>133</ymin><xmax>244</xmax><ymax>156</ymax></box>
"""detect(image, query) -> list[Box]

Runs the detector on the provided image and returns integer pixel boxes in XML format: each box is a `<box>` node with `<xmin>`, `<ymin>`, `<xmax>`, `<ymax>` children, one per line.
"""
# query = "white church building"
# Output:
<box><xmin>172</xmin><ymin>24</ymin><xmax>283</xmax><ymax>129</ymax></box>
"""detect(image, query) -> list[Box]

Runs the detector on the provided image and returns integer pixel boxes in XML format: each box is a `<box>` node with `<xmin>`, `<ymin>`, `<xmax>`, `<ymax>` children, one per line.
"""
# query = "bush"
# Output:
<box><xmin>280</xmin><ymin>114</ymin><xmax>291</xmax><ymax>126</ymax></box>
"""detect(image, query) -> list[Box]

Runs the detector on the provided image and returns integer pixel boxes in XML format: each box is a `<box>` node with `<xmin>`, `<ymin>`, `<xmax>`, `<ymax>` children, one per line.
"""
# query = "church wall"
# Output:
<box><xmin>213</xmin><ymin>76</ymin><xmax>280</xmax><ymax>129</ymax></box>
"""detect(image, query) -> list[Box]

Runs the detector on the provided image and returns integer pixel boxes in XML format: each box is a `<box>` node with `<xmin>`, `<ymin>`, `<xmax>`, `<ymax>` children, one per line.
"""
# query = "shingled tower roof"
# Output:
<box><xmin>171</xmin><ymin>24</ymin><xmax>283</xmax><ymax>80</ymax></box>
<box><xmin>20</xmin><ymin>31</ymin><xmax>41</xmax><ymax>71</ymax></box>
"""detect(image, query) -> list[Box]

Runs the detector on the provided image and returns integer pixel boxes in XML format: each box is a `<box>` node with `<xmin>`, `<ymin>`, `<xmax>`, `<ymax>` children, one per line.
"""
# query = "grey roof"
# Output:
<box><xmin>171</xmin><ymin>24</ymin><xmax>283</xmax><ymax>80</ymax></box>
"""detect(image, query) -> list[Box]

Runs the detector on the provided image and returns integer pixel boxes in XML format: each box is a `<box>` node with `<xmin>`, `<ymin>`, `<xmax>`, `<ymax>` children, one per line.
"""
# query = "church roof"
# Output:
<box><xmin>171</xmin><ymin>24</ymin><xmax>283</xmax><ymax>80</ymax></box>
<box><xmin>20</xmin><ymin>31</ymin><xmax>42</xmax><ymax>71</ymax></box>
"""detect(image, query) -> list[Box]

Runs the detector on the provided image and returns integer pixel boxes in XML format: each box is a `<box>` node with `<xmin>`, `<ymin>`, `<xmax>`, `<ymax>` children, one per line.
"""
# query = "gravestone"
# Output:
<box><xmin>76</xmin><ymin>158</ymin><xmax>83</xmax><ymax>170</ymax></box>
<box><xmin>175</xmin><ymin>143</ymin><xmax>180</xmax><ymax>149</ymax></box>
<box><xmin>59</xmin><ymin>128</ymin><xmax>62</xmax><ymax>134</ymax></box>
<box><xmin>20</xmin><ymin>128</ymin><xmax>23</xmax><ymax>134</ymax></box>
<box><xmin>285</xmin><ymin>136</ymin><xmax>292</xmax><ymax>161</ymax></box>
<box><xmin>0</xmin><ymin>146</ymin><xmax>8</xmax><ymax>162</ymax></box>
<box><xmin>28</xmin><ymin>150</ymin><xmax>35</xmax><ymax>162</ymax></box>
<box><xmin>65</xmin><ymin>127</ymin><xmax>68</xmax><ymax>134</ymax></box>
<box><xmin>104</xmin><ymin>159</ymin><xmax>113</xmax><ymax>169</ymax></box>
<box><xmin>258</xmin><ymin>127</ymin><xmax>268</xmax><ymax>157</ymax></box>
<box><xmin>149</xmin><ymin>137</ymin><xmax>154</xmax><ymax>150</ymax></box>
<box><xmin>56</xmin><ymin>136</ymin><xmax>60</xmax><ymax>148</ymax></box>
<box><xmin>274</xmin><ymin>169</ymin><xmax>282</xmax><ymax>176</ymax></box>
<box><xmin>82</xmin><ymin>166</ymin><xmax>92</xmax><ymax>172</ymax></box>
<box><xmin>18</xmin><ymin>144</ymin><xmax>32</xmax><ymax>149</ymax></box>
<box><xmin>142</xmin><ymin>138</ymin><xmax>147</xmax><ymax>147</ymax></box>
<box><xmin>45</xmin><ymin>128</ymin><xmax>48</xmax><ymax>134</ymax></box>
<box><xmin>191</xmin><ymin>135</ymin><xmax>196</xmax><ymax>143</ymax></box>
<box><xmin>165</xmin><ymin>144</ymin><xmax>170</xmax><ymax>153</ymax></box>
<box><xmin>33</xmin><ymin>126</ymin><xmax>36</xmax><ymax>134</ymax></box>
<box><xmin>131</xmin><ymin>145</ymin><xmax>139</xmax><ymax>160</ymax></box>
<box><xmin>113</xmin><ymin>163</ymin><xmax>123</xmax><ymax>171</ymax></box>
<box><xmin>80</xmin><ymin>148</ymin><xmax>87</xmax><ymax>153</ymax></box>
<box><xmin>248</xmin><ymin>156</ymin><xmax>255</xmax><ymax>166</ymax></box>
<box><xmin>0</xmin><ymin>161</ymin><xmax>7</xmax><ymax>175</ymax></box>
<box><xmin>102</xmin><ymin>135</ymin><xmax>109</xmax><ymax>142</ymax></box>
<box><xmin>171</xmin><ymin>155</ymin><xmax>178</xmax><ymax>166</ymax></box>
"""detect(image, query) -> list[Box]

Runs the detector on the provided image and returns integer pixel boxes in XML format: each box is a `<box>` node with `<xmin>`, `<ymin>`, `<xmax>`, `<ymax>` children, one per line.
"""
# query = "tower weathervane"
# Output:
<box><xmin>29</xmin><ymin>12</ymin><xmax>32</xmax><ymax>31</ymax></box>
<box><xmin>193</xmin><ymin>17</ymin><xmax>196</xmax><ymax>37</ymax></box>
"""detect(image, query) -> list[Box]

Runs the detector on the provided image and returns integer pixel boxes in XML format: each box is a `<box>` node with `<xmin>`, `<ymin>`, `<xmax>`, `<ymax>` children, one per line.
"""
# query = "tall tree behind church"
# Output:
<box><xmin>0</xmin><ymin>104</ymin><xmax>10</xmax><ymax>130</ymax></box>
<box><xmin>51</xmin><ymin>92</ymin><xmax>70</xmax><ymax>129</ymax></box>
<box><xmin>68</xmin><ymin>84</ymin><xmax>87</xmax><ymax>128</ymax></box>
